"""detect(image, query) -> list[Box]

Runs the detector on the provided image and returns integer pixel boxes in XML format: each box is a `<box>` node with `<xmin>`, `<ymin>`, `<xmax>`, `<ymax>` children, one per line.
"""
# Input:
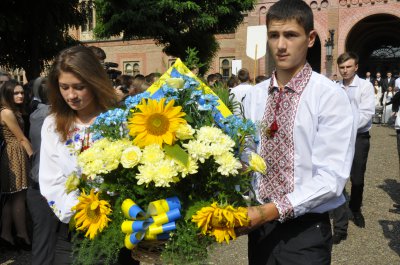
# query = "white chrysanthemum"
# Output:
<box><xmin>171</xmin><ymin>156</ymin><xmax>199</xmax><ymax>178</ymax></box>
<box><xmin>183</xmin><ymin>140</ymin><xmax>212</xmax><ymax>163</ymax></box>
<box><xmin>121</xmin><ymin>146</ymin><xmax>142</xmax><ymax>168</ymax></box>
<box><xmin>136</xmin><ymin>159</ymin><xmax>179</xmax><ymax>187</ymax></box>
<box><xmin>141</xmin><ymin>144</ymin><xmax>165</xmax><ymax>164</ymax></box>
<box><xmin>214</xmin><ymin>152</ymin><xmax>242</xmax><ymax>176</ymax></box>
<box><xmin>78</xmin><ymin>138</ymin><xmax>132</xmax><ymax>178</ymax></box>
<box><xmin>196</xmin><ymin>127</ymin><xmax>224</xmax><ymax>144</ymax></box>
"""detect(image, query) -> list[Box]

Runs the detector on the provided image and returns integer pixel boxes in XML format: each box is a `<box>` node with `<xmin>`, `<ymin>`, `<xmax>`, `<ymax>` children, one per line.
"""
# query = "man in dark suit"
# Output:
<box><xmin>375</xmin><ymin>72</ymin><xmax>382</xmax><ymax>86</ymax></box>
<box><xmin>382</xmin><ymin>71</ymin><xmax>396</xmax><ymax>92</ymax></box>
<box><xmin>381</xmin><ymin>71</ymin><xmax>396</xmax><ymax>105</ymax></box>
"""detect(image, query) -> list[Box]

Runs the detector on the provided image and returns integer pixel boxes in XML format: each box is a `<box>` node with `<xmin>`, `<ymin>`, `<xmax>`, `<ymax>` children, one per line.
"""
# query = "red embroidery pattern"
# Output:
<box><xmin>259</xmin><ymin>63</ymin><xmax>312</xmax><ymax>221</ymax></box>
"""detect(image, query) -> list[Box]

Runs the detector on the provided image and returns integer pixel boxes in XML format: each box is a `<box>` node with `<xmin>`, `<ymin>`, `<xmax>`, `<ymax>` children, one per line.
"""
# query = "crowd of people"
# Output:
<box><xmin>0</xmin><ymin>1</ymin><xmax>399</xmax><ymax>264</ymax></box>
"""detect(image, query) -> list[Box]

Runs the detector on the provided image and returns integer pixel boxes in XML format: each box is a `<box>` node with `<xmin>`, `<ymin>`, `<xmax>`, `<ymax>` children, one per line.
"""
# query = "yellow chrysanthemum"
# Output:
<box><xmin>72</xmin><ymin>189</ymin><xmax>112</xmax><ymax>240</ymax></box>
<box><xmin>192</xmin><ymin>202</ymin><xmax>250</xmax><ymax>244</ymax></box>
<box><xmin>128</xmin><ymin>98</ymin><xmax>187</xmax><ymax>147</ymax></box>
<box><xmin>65</xmin><ymin>172</ymin><xmax>80</xmax><ymax>194</ymax></box>
<box><xmin>249</xmin><ymin>152</ymin><xmax>267</xmax><ymax>175</ymax></box>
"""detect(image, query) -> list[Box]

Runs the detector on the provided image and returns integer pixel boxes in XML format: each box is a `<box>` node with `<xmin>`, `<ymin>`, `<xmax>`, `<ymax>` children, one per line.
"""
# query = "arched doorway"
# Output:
<box><xmin>307</xmin><ymin>34</ymin><xmax>321</xmax><ymax>73</ymax></box>
<box><xmin>346</xmin><ymin>14</ymin><xmax>400</xmax><ymax>78</ymax></box>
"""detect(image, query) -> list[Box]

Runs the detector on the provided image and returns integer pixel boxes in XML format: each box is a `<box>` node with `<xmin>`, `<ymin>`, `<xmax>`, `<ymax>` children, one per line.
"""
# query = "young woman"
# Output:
<box><xmin>373</xmin><ymin>79</ymin><xmax>382</xmax><ymax>107</ymax></box>
<box><xmin>383</xmin><ymin>85</ymin><xmax>394</xmax><ymax>124</ymax></box>
<box><xmin>39</xmin><ymin>45</ymin><xmax>116</xmax><ymax>263</ymax></box>
<box><xmin>0</xmin><ymin>79</ymin><xmax>33</xmax><ymax>250</ymax></box>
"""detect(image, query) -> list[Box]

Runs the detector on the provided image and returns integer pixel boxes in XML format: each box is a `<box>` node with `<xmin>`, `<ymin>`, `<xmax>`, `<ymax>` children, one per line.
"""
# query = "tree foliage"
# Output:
<box><xmin>0</xmin><ymin>0</ymin><xmax>85</xmax><ymax>80</ymax></box>
<box><xmin>94</xmin><ymin>0</ymin><xmax>256</xmax><ymax>74</ymax></box>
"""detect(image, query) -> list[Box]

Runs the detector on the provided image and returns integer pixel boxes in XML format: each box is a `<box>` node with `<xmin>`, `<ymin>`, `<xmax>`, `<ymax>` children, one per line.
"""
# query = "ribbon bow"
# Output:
<box><xmin>121</xmin><ymin>196</ymin><xmax>181</xmax><ymax>249</ymax></box>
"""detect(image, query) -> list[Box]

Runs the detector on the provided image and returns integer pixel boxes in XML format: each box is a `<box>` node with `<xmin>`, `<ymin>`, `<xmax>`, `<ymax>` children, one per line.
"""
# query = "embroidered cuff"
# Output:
<box><xmin>272</xmin><ymin>196</ymin><xmax>294</xmax><ymax>223</ymax></box>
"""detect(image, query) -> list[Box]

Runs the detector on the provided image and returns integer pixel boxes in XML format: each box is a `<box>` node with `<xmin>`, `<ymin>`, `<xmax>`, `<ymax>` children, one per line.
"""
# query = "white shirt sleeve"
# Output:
<box><xmin>287</xmin><ymin>85</ymin><xmax>354</xmax><ymax>217</ymax></box>
<box><xmin>358</xmin><ymin>80</ymin><xmax>375</xmax><ymax>131</ymax></box>
<box><xmin>39</xmin><ymin>116</ymin><xmax>79</xmax><ymax>223</ymax></box>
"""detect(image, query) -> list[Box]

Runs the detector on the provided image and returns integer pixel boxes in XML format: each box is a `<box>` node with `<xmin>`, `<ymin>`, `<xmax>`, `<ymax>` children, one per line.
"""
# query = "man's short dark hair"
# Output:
<box><xmin>337</xmin><ymin>52</ymin><xmax>359</xmax><ymax>65</ymax></box>
<box><xmin>267</xmin><ymin>0</ymin><xmax>314</xmax><ymax>34</ymax></box>
<box><xmin>237</xmin><ymin>69</ymin><xmax>250</xmax><ymax>83</ymax></box>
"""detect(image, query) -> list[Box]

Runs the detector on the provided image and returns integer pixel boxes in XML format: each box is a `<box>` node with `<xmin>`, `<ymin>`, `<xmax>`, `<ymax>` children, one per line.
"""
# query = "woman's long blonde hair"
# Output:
<box><xmin>47</xmin><ymin>45</ymin><xmax>116</xmax><ymax>141</ymax></box>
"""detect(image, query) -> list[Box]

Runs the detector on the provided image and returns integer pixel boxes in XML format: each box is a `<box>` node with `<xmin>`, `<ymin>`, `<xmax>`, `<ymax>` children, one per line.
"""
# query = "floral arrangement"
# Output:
<box><xmin>68</xmin><ymin>59</ymin><xmax>264</xmax><ymax>265</ymax></box>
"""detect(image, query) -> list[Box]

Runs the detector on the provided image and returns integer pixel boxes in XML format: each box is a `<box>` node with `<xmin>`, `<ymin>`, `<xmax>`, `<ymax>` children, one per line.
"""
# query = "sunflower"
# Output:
<box><xmin>72</xmin><ymin>189</ymin><xmax>112</xmax><ymax>239</ymax></box>
<box><xmin>128</xmin><ymin>98</ymin><xmax>187</xmax><ymax>148</ymax></box>
<box><xmin>192</xmin><ymin>202</ymin><xmax>250</xmax><ymax>243</ymax></box>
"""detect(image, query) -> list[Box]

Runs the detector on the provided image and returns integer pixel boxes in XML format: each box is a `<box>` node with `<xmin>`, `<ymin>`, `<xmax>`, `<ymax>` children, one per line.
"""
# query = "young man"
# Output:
<box><xmin>231</xmin><ymin>68</ymin><xmax>253</xmax><ymax>118</ymax></box>
<box><xmin>332</xmin><ymin>52</ymin><xmax>375</xmax><ymax>244</ymax></box>
<box><xmin>241</xmin><ymin>1</ymin><xmax>355</xmax><ymax>264</ymax></box>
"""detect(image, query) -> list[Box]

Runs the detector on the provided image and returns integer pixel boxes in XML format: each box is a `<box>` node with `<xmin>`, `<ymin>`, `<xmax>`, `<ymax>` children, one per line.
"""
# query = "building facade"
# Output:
<box><xmin>70</xmin><ymin>0</ymin><xmax>400</xmax><ymax>80</ymax></box>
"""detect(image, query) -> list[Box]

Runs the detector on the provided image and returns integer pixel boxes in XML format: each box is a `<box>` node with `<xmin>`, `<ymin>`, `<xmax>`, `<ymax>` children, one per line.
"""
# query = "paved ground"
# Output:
<box><xmin>1</xmin><ymin>125</ymin><xmax>399</xmax><ymax>264</ymax></box>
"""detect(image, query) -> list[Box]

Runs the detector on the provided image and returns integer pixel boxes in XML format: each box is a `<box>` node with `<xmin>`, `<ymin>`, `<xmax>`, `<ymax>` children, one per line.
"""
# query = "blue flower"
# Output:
<box><xmin>218</xmin><ymin>115</ymin><xmax>256</xmax><ymax>139</ymax></box>
<box><xmin>125</xmin><ymin>92</ymin><xmax>151</xmax><ymax>109</ymax></box>
<box><xmin>74</xmin><ymin>134</ymin><xmax>81</xmax><ymax>142</ymax></box>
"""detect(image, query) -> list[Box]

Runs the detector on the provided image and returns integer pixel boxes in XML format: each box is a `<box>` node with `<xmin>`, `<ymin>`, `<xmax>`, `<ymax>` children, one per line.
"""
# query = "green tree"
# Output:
<box><xmin>94</xmin><ymin>0</ymin><xmax>256</xmax><ymax>74</ymax></box>
<box><xmin>0</xmin><ymin>0</ymin><xmax>85</xmax><ymax>81</ymax></box>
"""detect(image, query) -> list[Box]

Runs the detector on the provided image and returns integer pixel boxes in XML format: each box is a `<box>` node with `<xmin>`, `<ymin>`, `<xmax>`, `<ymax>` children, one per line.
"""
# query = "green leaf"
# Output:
<box><xmin>164</xmin><ymin>143</ymin><xmax>189</xmax><ymax>166</ymax></box>
<box><xmin>184</xmin><ymin>114</ymin><xmax>194</xmax><ymax>123</ymax></box>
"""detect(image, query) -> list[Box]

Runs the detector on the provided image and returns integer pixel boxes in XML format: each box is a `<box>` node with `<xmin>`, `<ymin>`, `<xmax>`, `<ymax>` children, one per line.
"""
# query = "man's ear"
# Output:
<box><xmin>308</xmin><ymin>30</ymin><xmax>317</xmax><ymax>48</ymax></box>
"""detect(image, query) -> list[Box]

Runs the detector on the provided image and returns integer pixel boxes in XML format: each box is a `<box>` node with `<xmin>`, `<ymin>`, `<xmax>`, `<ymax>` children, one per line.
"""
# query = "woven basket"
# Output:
<box><xmin>131</xmin><ymin>240</ymin><xmax>166</xmax><ymax>264</ymax></box>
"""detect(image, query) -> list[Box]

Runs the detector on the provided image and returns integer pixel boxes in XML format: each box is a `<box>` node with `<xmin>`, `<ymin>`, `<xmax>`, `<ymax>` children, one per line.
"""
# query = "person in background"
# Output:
<box><xmin>255</xmin><ymin>75</ymin><xmax>268</xmax><ymax>84</ymax></box>
<box><xmin>26</xmin><ymin>77</ymin><xmax>57</xmax><ymax>264</ymax></box>
<box><xmin>39</xmin><ymin>46</ymin><xmax>117</xmax><ymax>263</ymax></box>
<box><xmin>0</xmin><ymin>72</ymin><xmax>10</xmax><ymax>86</ymax></box>
<box><xmin>331</xmin><ymin>73</ymin><xmax>340</xmax><ymax>83</ymax></box>
<box><xmin>207</xmin><ymin>74</ymin><xmax>218</xmax><ymax>87</ymax></box>
<box><xmin>114</xmin><ymin>75</ymin><xmax>133</xmax><ymax>105</ymax></box>
<box><xmin>373</xmin><ymin>79</ymin><xmax>383</xmax><ymax>108</ymax></box>
<box><xmin>240</xmin><ymin>1</ymin><xmax>354</xmax><ymax>264</ymax></box>
<box><xmin>332</xmin><ymin>52</ymin><xmax>375</xmax><ymax>244</ymax></box>
<box><xmin>0</xmin><ymin>79</ymin><xmax>33</xmax><ymax>250</ymax></box>
<box><xmin>88</xmin><ymin>46</ymin><xmax>107</xmax><ymax>65</ymax></box>
<box><xmin>231</xmin><ymin>69</ymin><xmax>253</xmax><ymax>117</ymax></box>
<box><xmin>144</xmin><ymin>73</ymin><xmax>161</xmax><ymax>87</ymax></box>
<box><xmin>227</xmin><ymin>75</ymin><xmax>239</xmax><ymax>90</ymax></box>
<box><xmin>383</xmin><ymin>85</ymin><xmax>394</xmax><ymax>124</ymax></box>
<box><xmin>365</xmin><ymin>71</ymin><xmax>374</xmax><ymax>84</ymax></box>
<box><xmin>130</xmin><ymin>74</ymin><xmax>145</xmax><ymax>96</ymax></box>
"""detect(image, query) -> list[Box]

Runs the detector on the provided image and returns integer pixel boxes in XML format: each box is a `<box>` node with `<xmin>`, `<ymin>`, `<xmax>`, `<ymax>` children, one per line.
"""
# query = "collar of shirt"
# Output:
<box><xmin>268</xmin><ymin>63</ymin><xmax>312</xmax><ymax>94</ymax></box>
<box><xmin>340</xmin><ymin>74</ymin><xmax>360</xmax><ymax>90</ymax></box>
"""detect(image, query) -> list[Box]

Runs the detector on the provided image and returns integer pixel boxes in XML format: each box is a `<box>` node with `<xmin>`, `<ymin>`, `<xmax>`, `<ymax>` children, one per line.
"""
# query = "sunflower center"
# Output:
<box><xmin>147</xmin><ymin>113</ymin><xmax>170</xmax><ymax>135</ymax></box>
<box><xmin>86</xmin><ymin>202</ymin><xmax>101</xmax><ymax>222</ymax></box>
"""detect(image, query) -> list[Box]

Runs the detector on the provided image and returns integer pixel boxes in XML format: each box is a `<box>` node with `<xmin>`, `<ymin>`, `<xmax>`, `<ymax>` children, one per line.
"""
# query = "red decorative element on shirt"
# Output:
<box><xmin>259</xmin><ymin>63</ymin><xmax>312</xmax><ymax>222</ymax></box>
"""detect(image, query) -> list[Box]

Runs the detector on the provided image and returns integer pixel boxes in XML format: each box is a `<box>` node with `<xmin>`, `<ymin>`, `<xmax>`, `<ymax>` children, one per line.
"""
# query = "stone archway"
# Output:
<box><xmin>346</xmin><ymin>14</ymin><xmax>400</xmax><ymax>77</ymax></box>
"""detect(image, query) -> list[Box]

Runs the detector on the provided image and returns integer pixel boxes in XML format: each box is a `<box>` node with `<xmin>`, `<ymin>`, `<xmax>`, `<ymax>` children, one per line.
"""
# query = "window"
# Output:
<box><xmin>123</xmin><ymin>61</ymin><xmax>140</xmax><ymax>76</ymax></box>
<box><xmin>81</xmin><ymin>0</ymin><xmax>94</xmax><ymax>32</ymax></box>
<box><xmin>219</xmin><ymin>57</ymin><xmax>235</xmax><ymax>79</ymax></box>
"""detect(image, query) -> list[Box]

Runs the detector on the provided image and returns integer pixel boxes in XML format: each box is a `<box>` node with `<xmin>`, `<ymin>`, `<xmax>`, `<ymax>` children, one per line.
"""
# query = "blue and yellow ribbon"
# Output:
<box><xmin>146</xmin><ymin>58</ymin><xmax>232</xmax><ymax>119</ymax></box>
<box><xmin>121</xmin><ymin>197</ymin><xmax>181</xmax><ymax>249</ymax></box>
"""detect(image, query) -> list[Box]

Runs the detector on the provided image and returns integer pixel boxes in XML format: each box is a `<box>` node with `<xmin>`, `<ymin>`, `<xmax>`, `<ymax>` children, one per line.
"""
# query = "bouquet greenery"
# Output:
<box><xmin>68</xmin><ymin>59</ymin><xmax>265</xmax><ymax>265</ymax></box>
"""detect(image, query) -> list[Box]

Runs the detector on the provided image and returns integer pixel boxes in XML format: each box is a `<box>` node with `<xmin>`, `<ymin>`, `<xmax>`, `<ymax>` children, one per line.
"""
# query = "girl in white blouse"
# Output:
<box><xmin>39</xmin><ymin>46</ymin><xmax>116</xmax><ymax>264</ymax></box>
<box><xmin>383</xmin><ymin>85</ymin><xmax>394</xmax><ymax>124</ymax></box>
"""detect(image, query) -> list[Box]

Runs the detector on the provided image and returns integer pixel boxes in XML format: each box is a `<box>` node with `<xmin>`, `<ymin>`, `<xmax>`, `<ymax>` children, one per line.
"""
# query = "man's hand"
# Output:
<box><xmin>235</xmin><ymin>203</ymin><xmax>279</xmax><ymax>236</ymax></box>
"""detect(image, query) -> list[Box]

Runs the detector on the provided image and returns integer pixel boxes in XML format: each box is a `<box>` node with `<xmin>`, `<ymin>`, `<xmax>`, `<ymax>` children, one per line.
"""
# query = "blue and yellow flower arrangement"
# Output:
<box><xmin>68</xmin><ymin>59</ymin><xmax>265</xmax><ymax>265</ymax></box>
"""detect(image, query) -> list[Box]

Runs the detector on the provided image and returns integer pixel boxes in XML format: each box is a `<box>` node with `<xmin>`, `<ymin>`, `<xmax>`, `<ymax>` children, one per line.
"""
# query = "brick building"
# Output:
<box><xmin>69</xmin><ymin>0</ymin><xmax>400</xmax><ymax>80</ymax></box>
